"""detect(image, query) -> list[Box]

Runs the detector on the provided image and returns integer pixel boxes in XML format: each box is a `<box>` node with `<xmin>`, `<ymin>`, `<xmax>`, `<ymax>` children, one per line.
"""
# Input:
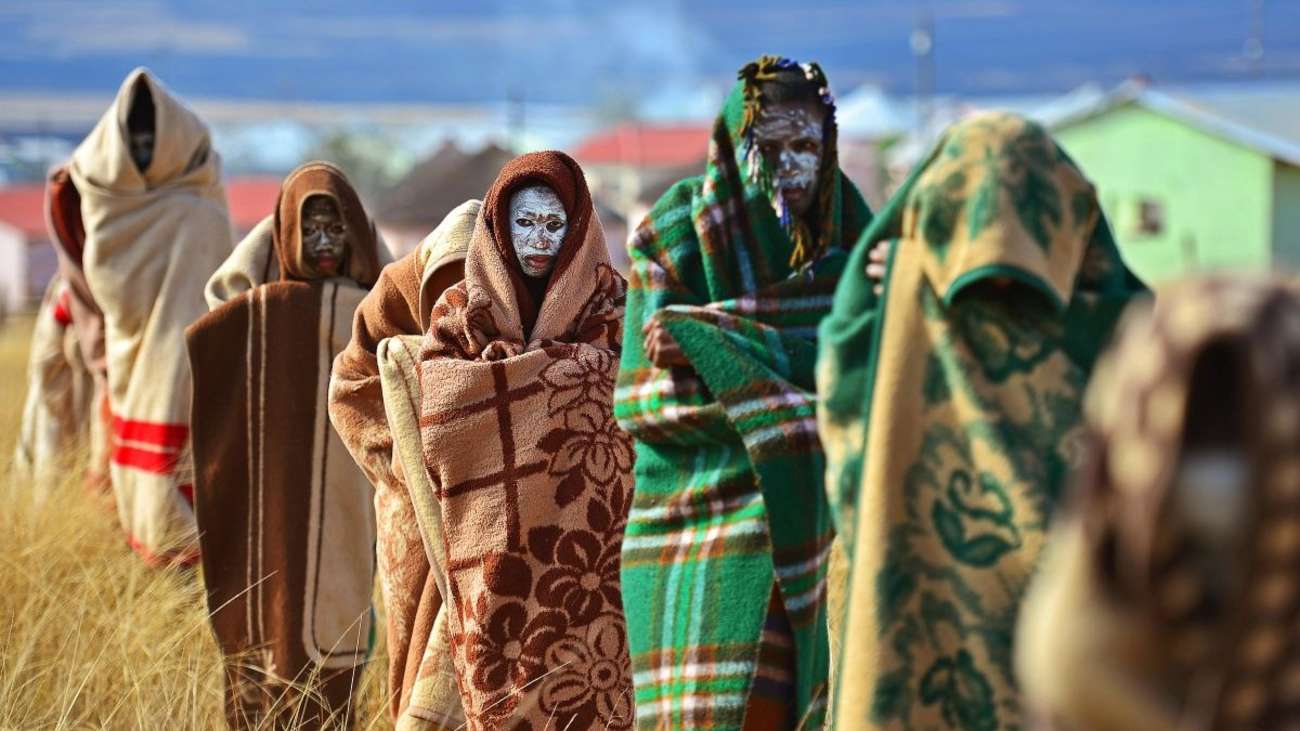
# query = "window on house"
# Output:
<box><xmin>1136</xmin><ymin>198</ymin><xmax>1165</xmax><ymax>237</ymax></box>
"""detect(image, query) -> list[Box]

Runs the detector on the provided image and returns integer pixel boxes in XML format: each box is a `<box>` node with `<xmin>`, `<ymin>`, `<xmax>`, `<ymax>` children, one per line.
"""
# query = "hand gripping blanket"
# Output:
<box><xmin>614</xmin><ymin>56</ymin><xmax>872</xmax><ymax>730</ymax></box>
<box><xmin>69</xmin><ymin>68</ymin><xmax>234</xmax><ymax>565</ymax></box>
<box><xmin>330</xmin><ymin>199</ymin><xmax>478</xmax><ymax>730</ymax></box>
<box><xmin>816</xmin><ymin>112</ymin><xmax>1144</xmax><ymax>730</ymax></box>
<box><xmin>187</xmin><ymin>162</ymin><xmax>387</xmax><ymax>729</ymax></box>
<box><xmin>1018</xmin><ymin>276</ymin><xmax>1300</xmax><ymax>731</ymax></box>
<box><xmin>410</xmin><ymin>151</ymin><xmax>634</xmax><ymax>730</ymax></box>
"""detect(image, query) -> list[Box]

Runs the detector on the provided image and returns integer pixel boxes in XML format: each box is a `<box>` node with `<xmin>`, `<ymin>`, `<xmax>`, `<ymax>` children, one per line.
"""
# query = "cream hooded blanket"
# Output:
<box><xmin>70</xmin><ymin>67</ymin><xmax>233</xmax><ymax>565</ymax></box>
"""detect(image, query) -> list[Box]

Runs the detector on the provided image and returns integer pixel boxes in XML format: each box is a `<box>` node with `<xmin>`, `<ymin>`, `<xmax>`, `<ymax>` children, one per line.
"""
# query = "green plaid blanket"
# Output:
<box><xmin>615</xmin><ymin>56</ymin><xmax>872</xmax><ymax>729</ymax></box>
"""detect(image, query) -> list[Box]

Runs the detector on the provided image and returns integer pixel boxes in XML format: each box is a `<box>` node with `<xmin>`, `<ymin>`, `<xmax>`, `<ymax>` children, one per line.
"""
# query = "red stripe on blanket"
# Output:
<box><xmin>126</xmin><ymin>535</ymin><xmax>200</xmax><ymax>568</ymax></box>
<box><xmin>112</xmin><ymin>445</ymin><xmax>181</xmax><ymax>475</ymax></box>
<box><xmin>112</xmin><ymin>416</ymin><xmax>189</xmax><ymax>449</ymax></box>
<box><xmin>52</xmin><ymin>289</ymin><xmax>72</xmax><ymax>326</ymax></box>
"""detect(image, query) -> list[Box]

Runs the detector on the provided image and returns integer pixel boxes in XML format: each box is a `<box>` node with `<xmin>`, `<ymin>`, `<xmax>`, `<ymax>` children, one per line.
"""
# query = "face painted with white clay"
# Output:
<box><xmin>509</xmin><ymin>184</ymin><xmax>567</xmax><ymax>278</ymax></box>
<box><xmin>300</xmin><ymin>195</ymin><xmax>349</xmax><ymax>277</ymax></box>
<box><xmin>752</xmin><ymin>100</ymin><xmax>826</xmax><ymax>218</ymax></box>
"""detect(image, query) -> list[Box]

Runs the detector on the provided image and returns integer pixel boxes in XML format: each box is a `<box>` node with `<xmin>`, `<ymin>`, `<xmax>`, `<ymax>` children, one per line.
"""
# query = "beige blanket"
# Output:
<box><xmin>70</xmin><ymin>67</ymin><xmax>234</xmax><ymax>565</ymax></box>
<box><xmin>14</xmin><ymin>276</ymin><xmax>94</xmax><ymax>486</ymax></box>
<box><xmin>330</xmin><ymin>200</ymin><xmax>476</xmax><ymax>728</ymax></box>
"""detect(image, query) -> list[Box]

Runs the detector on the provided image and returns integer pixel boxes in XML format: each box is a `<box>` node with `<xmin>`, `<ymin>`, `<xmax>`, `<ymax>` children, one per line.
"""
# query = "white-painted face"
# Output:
<box><xmin>752</xmin><ymin>100</ymin><xmax>826</xmax><ymax>218</ymax></box>
<box><xmin>509</xmin><ymin>184</ymin><xmax>567</xmax><ymax>278</ymax></box>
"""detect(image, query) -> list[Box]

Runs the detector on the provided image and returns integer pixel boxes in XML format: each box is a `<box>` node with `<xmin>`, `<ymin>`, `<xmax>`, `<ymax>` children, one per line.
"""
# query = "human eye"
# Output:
<box><xmin>546</xmin><ymin>221</ymin><xmax>563</xmax><ymax>232</ymax></box>
<box><xmin>516</xmin><ymin>218</ymin><xmax>533</xmax><ymax>227</ymax></box>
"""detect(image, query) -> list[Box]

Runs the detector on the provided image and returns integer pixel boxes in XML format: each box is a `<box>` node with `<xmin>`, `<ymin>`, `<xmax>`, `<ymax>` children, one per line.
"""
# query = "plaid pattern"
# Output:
<box><xmin>616</xmin><ymin>57</ymin><xmax>871</xmax><ymax>729</ymax></box>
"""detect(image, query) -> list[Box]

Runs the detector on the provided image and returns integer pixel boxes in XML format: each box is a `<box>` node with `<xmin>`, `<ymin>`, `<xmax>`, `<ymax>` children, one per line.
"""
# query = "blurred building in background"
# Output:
<box><xmin>3</xmin><ymin>74</ymin><xmax>1300</xmax><ymax>307</ymax></box>
<box><xmin>0</xmin><ymin>178</ymin><xmax>279</xmax><ymax>312</ymax></box>
<box><xmin>1050</xmin><ymin>82</ymin><xmax>1300</xmax><ymax>285</ymax></box>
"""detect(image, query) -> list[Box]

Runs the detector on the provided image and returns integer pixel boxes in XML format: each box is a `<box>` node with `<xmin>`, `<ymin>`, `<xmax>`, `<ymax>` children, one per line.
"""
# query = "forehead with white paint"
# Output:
<box><xmin>509</xmin><ymin>184</ymin><xmax>568</xmax><ymax>278</ymax></box>
<box><xmin>751</xmin><ymin>100</ymin><xmax>827</xmax><ymax>218</ymax></box>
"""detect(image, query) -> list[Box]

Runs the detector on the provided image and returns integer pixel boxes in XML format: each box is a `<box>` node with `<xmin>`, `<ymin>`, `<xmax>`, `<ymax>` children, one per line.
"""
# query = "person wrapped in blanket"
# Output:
<box><xmin>816</xmin><ymin>112</ymin><xmax>1144</xmax><ymax>730</ymax></box>
<box><xmin>14</xmin><ymin>164</ymin><xmax>110</xmax><ymax>491</ymax></box>
<box><xmin>69</xmin><ymin>67</ymin><xmax>234</xmax><ymax>566</ymax></box>
<box><xmin>614</xmin><ymin>55</ymin><xmax>873</xmax><ymax>730</ymax></box>
<box><xmin>187</xmin><ymin>162</ymin><xmax>388</xmax><ymax>729</ymax></box>
<box><xmin>14</xmin><ymin>272</ymin><xmax>95</xmax><ymax>490</ymax></box>
<box><xmin>1017</xmin><ymin>275</ymin><xmax>1300</xmax><ymax>731</ymax></box>
<box><xmin>329</xmin><ymin>200</ymin><xmax>478</xmax><ymax>730</ymax></box>
<box><xmin>372</xmin><ymin>151</ymin><xmax>634</xmax><ymax>730</ymax></box>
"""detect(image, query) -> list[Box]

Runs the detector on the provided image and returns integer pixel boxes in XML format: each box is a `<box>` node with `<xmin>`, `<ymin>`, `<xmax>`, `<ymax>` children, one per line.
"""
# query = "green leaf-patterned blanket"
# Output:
<box><xmin>817</xmin><ymin>112</ymin><xmax>1144</xmax><ymax>731</ymax></box>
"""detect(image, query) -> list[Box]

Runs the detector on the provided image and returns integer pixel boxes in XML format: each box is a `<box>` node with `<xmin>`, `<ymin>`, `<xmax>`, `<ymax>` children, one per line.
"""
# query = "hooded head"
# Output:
<box><xmin>72</xmin><ymin>68</ymin><xmax>217</xmax><ymax>194</ymax></box>
<box><xmin>729</xmin><ymin>55</ymin><xmax>841</xmax><ymax>269</ymax></box>
<box><xmin>480</xmin><ymin>151</ymin><xmax>595</xmax><ymax>336</ymax></box>
<box><xmin>272</xmin><ymin>161</ymin><xmax>381</xmax><ymax>286</ymax></box>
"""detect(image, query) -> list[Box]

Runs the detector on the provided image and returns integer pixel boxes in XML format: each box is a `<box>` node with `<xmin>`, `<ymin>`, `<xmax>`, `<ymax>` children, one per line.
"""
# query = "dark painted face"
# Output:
<box><xmin>752</xmin><ymin>99</ymin><xmax>826</xmax><ymax>218</ymax></box>
<box><xmin>126</xmin><ymin>80</ymin><xmax>155</xmax><ymax>173</ymax></box>
<box><xmin>129</xmin><ymin>132</ymin><xmax>155</xmax><ymax>172</ymax></box>
<box><xmin>300</xmin><ymin>195</ymin><xmax>349</xmax><ymax>277</ymax></box>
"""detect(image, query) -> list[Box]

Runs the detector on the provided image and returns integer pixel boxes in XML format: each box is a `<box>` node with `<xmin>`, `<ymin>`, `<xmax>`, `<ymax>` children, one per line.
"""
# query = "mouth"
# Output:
<box><xmin>779</xmin><ymin>186</ymin><xmax>809</xmax><ymax>202</ymax></box>
<box><xmin>525</xmin><ymin>255</ymin><xmax>553</xmax><ymax>269</ymax></box>
<box><xmin>315</xmin><ymin>255</ymin><xmax>338</xmax><ymax>271</ymax></box>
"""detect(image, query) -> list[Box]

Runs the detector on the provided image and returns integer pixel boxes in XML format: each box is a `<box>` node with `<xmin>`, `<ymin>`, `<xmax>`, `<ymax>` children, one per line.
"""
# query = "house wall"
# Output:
<box><xmin>0</xmin><ymin>223</ymin><xmax>28</xmax><ymax>315</ymax></box>
<box><xmin>1272</xmin><ymin>162</ymin><xmax>1300</xmax><ymax>272</ymax></box>
<box><xmin>1054</xmin><ymin>104</ymin><xmax>1274</xmax><ymax>285</ymax></box>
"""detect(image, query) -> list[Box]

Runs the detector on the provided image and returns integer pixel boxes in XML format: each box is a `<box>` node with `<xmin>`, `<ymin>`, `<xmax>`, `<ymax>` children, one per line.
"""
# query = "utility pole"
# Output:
<box><xmin>507</xmin><ymin>87</ymin><xmax>526</xmax><ymax>152</ymax></box>
<box><xmin>1245</xmin><ymin>0</ymin><xmax>1265</xmax><ymax>76</ymax></box>
<box><xmin>911</xmin><ymin>5</ymin><xmax>935</xmax><ymax>136</ymax></box>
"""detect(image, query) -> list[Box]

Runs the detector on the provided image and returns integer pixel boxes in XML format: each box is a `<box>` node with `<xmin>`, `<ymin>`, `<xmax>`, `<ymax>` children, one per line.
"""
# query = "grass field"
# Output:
<box><xmin>0</xmin><ymin>317</ymin><xmax>395</xmax><ymax>730</ymax></box>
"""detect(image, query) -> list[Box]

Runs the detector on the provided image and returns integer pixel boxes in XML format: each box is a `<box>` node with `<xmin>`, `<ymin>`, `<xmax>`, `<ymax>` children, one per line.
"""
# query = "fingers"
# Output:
<box><xmin>868</xmin><ymin>241</ymin><xmax>889</xmax><ymax>263</ymax></box>
<box><xmin>865</xmin><ymin>262</ymin><xmax>887</xmax><ymax>280</ymax></box>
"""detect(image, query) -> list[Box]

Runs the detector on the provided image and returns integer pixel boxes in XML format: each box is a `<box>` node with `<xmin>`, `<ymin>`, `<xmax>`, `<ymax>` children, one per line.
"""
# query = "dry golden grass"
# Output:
<box><xmin>0</xmin><ymin>316</ymin><xmax>395</xmax><ymax>730</ymax></box>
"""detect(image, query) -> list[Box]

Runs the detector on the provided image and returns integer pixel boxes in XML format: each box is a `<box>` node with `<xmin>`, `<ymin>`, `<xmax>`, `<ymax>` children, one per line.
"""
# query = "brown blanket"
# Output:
<box><xmin>188</xmin><ymin>163</ymin><xmax>385</xmax><ymax>728</ymax></box>
<box><xmin>413</xmin><ymin>152</ymin><xmax>634</xmax><ymax>730</ymax></box>
<box><xmin>70</xmin><ymin>68</ymin><xmax>234</xmax><ymax>565</ymax></box>
<box><xmin>330</xmin><ymin>200</ymin><xmax>476</xmax><ymax>728</ymax></box>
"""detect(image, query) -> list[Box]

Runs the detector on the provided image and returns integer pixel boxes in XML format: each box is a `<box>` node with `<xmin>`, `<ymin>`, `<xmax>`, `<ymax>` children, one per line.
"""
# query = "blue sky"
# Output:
<box><xmin>2</xmin><ymin>0</ymin><xmax>1298</xmax><ymax>110</ymax></box>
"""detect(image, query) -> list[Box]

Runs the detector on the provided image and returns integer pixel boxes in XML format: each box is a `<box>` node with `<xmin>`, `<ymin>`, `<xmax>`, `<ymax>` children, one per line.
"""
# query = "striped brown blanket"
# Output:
<box><xmin>188</xmin><ymin>163</ymin><xmax>386</xmax><ymax>728</ymax></box>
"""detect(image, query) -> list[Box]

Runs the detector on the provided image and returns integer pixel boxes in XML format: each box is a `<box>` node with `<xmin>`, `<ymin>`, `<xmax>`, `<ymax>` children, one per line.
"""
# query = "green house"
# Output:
<box><xmin>1050</xmin><ymin>84</ymin><xmax>1300</xmax><ymax>285</ymax></box>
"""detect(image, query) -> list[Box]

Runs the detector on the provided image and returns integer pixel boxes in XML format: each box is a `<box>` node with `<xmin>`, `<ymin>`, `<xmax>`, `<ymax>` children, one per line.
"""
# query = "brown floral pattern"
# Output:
<box><xmin>417</xmin><ymin>220</ymin><xmax>634</xmax><ymax>729</ymax></box>
<box><xmin>541</xmin><ymin>618</ymin><xmax>634</xmax><ymax>728</ymax></box>
<box><xmin>536</xmin><ymin>526</ymin><xmax>623</xmax><ymax>625</ymax></box>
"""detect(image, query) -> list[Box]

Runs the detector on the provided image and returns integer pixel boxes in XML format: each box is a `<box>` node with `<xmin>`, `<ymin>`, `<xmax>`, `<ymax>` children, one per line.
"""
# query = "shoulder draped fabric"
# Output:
<box><xmin>69</xmin><ymin>68</ymin><xmax>234</xmax><ymax>565</ymax></box>
<box><xmin>412</xmin><ymin>151</ymin><xmax>635</xmax><ymax>730</ymax></box>
<box><xmin>614</xmin><ymin>56</ymin><xmax>872</xmax><ymax>730</ymax></box>
<box><xmin>816</xmin><ymin>112</ymin><xmax>1144</xmax><ymax>730</ymax></box>
<box><xmin>16</xmin><ymin>166</ymin><xmax>111</xmax><ymax>488</ymax></box>
<box><xmin>329</xmin><ymin>199</ymin><xmax>478</xmax><ymax>729</ymax></box>
<box><xmin>1017</xmin><ymin>275</ymin><xmax>1300</xmax><ymax>731</ymax></box>
<box><xmin>48</xmin><ymin>166</ymin><xmax>114</xmax><ymax>493</ymax></box>
<box><xmin>14</xmin><ymin>275</ymin><xmax>95</xmax><ymax>486</ymax></box>
<box><xmin>187</xmin><ymin>163</ymin><xmax>390</xmax><ymax>728</ymax></box>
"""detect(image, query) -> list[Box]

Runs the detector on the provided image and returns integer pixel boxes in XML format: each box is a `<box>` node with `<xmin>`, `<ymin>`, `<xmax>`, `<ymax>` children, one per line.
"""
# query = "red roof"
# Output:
<box><xmin>573</xmin><ymin>123</ymin><xmax>711</xmax><ymax>169</ymax></box>
<box><xmin>225</xmin><ymin>177</ymin><xmax>282</xmax><ymax>230</ymax></box>
<box><xmin>0</xmin><ymin>184</ymin><xmax>46</xmax><ymax>238</ymax></box>
<box><xmin>0</xmin><ymin>176</ymin><xmax>282</xmax><ymax>240</ymax></box>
